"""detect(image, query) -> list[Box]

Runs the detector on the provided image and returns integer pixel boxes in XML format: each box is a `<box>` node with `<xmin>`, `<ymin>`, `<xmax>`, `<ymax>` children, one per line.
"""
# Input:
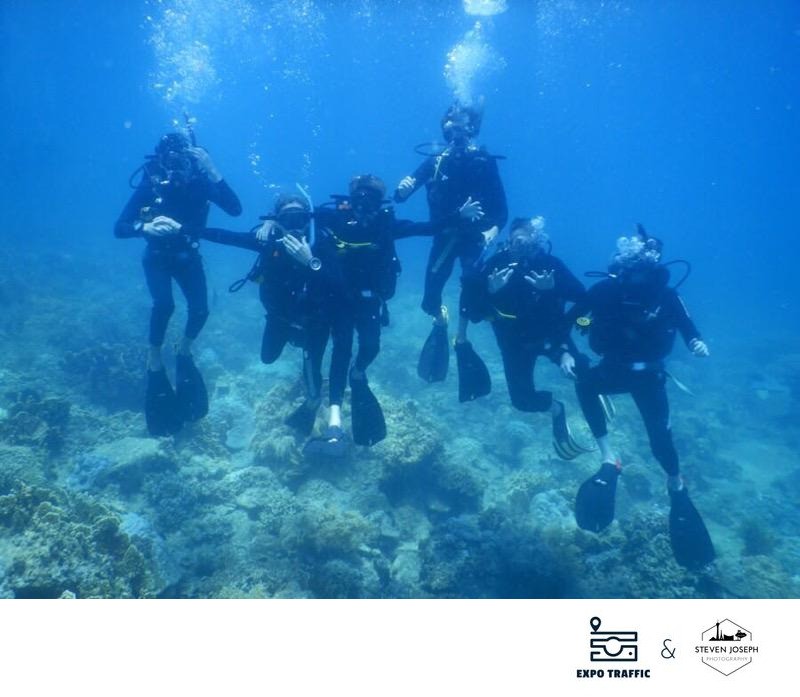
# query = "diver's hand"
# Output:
<box><xmin>560</xmin><ymin>352</ymin><xmax>577</xmax><ymax>379</ymax></box>
<box><xmin>142</xmin><ymin>215</ymin><xmax>182</xmax><ymax>236</ymax></box>
<box><xmin>524</xmin><ymin>269</ymin><xmax>555</xmax><ymax>291</ymax></box>
<box><xmin>459</xmin><ymin>196</ymin><xmax>484</xmax><ymax>222</ymax></box>
<box><xmin>481</xmin><ymin>225</ymin><xmax>499</xmax><ymax>245</ymax></box>
<box><xmin>282</xmin><ymin>233</ymin><xmax>313</xmax><ymax>267</ymax></box>
<box><xmin>188</xmin><ymin>146</ymin><xmax>222</xmax><ymax>183</ymax></box>
<box><xmin>488</xmin><ymin>265</ymin><xmax>514</xmax><ymax>294</ymax></box>
<box><xmin>256</xmin><ymin>220</ymin><xmax>275</xmax><ymax>243</ymax></box>
<box><xmin>394</xmin><ymin>175</ymin><xmax>416</xmax><ymax>202</ymax></box>
<box><xmin>690</xmin><ymin>338</ymin><xmax>710</xmax><ymax>357</ymax></box>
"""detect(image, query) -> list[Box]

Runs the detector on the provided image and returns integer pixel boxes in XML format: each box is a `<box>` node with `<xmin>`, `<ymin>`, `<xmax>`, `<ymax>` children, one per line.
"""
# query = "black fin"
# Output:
<box><xmin>417</xmin><ymin>323</ymin><xmax>449</xmax><ymax>383</ymax></box>
<box><xmin>303</xmin><ymin>426</ymin><xmax>349</xmax><ymax>459</ymax></box>
<box><xmin>455</xmin><ymin>341</ymin><xmax>491</xmax><ymax>402</ymax></box>
<box><xmin>350</xmin><ymin>373</ymin><xmax>387</xmax><ymax>446</ymax></box>
<box><xmin>175</xmin><ymin>354</ymin><xmax>209</xmax><ymax>422</ymax></box>
<box><xmin>575</xmin><ymin>461</ymin><xmax>620</xmax><ymax>532</ymax></box>
<box><xmin>669</xmin><ymin>488</ymin><xmax>716</xmax><ymax>569</ymax></box>
<box><xmin>145</xmin><ymin>369</ymin><xmax>183</xmax><ymax>436</ymax></box>
<box><xmin>285</xmin><ymin>401</ymin><xmax>319</xmax><ymax>436</ymax></box>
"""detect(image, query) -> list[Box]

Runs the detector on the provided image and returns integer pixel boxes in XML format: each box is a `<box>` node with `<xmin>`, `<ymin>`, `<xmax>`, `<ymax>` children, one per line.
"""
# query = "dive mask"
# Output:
<box><xmin>509</xmin><ymin>216</ymin><xmax>548</xmax><ymax>257</ymax></box>
<box><xmin>275</xmin><ymin>207</ymin><xmax>311</xmax><ymax>234</ymax></box>
<box><xmin>351</xmin><ymin>188</ymin><xmax>383</xmax><ymax>216</ymax></box>
<box><xmin>160</xmin><ymin>149</ymin><xmax>194</xmax><ymax>186</ymax></box>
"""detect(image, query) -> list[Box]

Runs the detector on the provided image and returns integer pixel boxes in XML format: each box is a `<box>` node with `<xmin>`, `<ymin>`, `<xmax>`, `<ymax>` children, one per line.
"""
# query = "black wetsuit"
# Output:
<box><xmin>198</xmin><ymin>225</ymin><xmax>340</xmax><ymax>401</ymax></box>
<box><xmin>115</xmin><ymin>164</ymin><xmax>241</xmax><ymax>346</ymax></box>
<box><xmin>568</xmin><ymin>269</ymin><xmax>702</xmax><ymax>476</ymax></box>
<box><xmin>315</xmin><ymin>203</ymin><xmax>436</xmax><ymax>406</ymax></box>
<box><xmin>397</xmin><ymin>145</ymin><xmax>507</xmax><ymax>316</ymax></box>
<box><xmin>464</xmin><ymin>248</ymin><xmax>585</xmax><ymax>412</ymax></box>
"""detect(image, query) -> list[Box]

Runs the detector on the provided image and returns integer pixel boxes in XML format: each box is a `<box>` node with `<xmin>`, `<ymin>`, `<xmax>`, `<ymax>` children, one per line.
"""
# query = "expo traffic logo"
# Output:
<box><xmin>695</xmin><ymin>619</ymin><xmax>758</xmax><ymax>676</ymax></box>
<box><xmin>576</xmin><ymin>617</ymin><xmax>651</xmax><ymax>680</ymax></box>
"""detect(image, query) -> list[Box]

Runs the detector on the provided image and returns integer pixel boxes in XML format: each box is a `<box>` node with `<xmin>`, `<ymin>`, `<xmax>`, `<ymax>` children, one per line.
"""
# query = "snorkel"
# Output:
<box><xmin>183</xmin><ymin>110</ymin><xmax>197</xmax><ymax>147</ymax></box>
<box><xmin>295</xmin><ymin>182</ymin><xmax>316</xmax><ymax>247</ymax></box>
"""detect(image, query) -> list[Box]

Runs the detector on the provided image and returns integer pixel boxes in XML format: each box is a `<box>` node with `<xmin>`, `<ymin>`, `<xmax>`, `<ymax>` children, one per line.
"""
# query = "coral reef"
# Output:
<box><xmin>250</xmin><ymin>380</ymin><xmax>311</xmax><ymax>484</ymax></box>
<box><xmin>419</xmin><ymin>509</ymin><xmax>580</xmax><ymax>598</ymax></box>
<box><xmin>0</xmin><ymin>389</ymin><xmax>70</xmax><ymax>453</ymax></box>
<box><xmin>0</xmin><ymin>445</ymin><xmax>47</xmax><ymax>490</ymax></box>
<box><xmin>0</xmin><ymin>482</ymin><xmax>158</xmax><ymax>598</ymax></box>
<box><xmin>1</xmin><ymin>257</ymin><xmax>798</xmax><ymax>599</ymax></box>
<box><xmin>378</xmin><ymin>413</ymin><xmax>485</xmax><ymax>516</ymax></box>
<box><xmin>739</xmin><ymin>517</ymin><xmax>778</xmax><ymax>557</ymax></box>
<box><xmin>61</xmin><ymin>343</ymin><xmax>145</xmax><ymax>412</ymax></box>
<box><xmin>279</xmin><ymin>502</ymin><xmax>378</xmax><ymax>558</ymax></box>
<box><xmin>69</xmin><ymin>437</ymin><xmax>176</xmax><ymax>495</ymax></box>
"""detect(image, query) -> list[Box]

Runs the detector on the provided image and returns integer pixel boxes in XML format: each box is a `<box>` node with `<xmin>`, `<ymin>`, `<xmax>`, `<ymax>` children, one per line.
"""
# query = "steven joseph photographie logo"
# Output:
<box><xmin>696</xmin><ymin>619</ymin><xmax>758</xmax><ymax>676</ymax></box>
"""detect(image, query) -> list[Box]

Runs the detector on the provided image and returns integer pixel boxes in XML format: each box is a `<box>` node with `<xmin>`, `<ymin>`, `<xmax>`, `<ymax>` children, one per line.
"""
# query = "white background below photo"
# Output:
<box><xmin>0</xmin><ymin>599</ymin><xmax>794</xmax><ymax>696</ymax></box>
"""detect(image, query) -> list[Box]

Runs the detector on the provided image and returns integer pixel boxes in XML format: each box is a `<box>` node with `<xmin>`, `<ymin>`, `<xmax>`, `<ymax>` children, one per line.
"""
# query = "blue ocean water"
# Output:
<box><xmin>0</xmin><ymin>0</ymin><xmax>798</xmax><ymax>598</ymax></box>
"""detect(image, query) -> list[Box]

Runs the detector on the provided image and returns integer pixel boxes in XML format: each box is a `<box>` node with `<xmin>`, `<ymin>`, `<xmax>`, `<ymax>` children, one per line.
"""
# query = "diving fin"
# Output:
<box><xmin>669</xmin><ymin>487</ymin><xmax>715</xmax><ymax>569</ymax></box>
<box><xmin>285</xmin><ymin>400</ymin><xmax>319</xmax><ymax>436</ymax></box>
<box><xmin>145</xmin><ymin>369</ymin><xmax>183</xmax><ymax>437</ymax></box>
<box><xmin>552</xmin><ymin>400</ymin><xmax>593</xmax><ymax>460</ymax></box>
<box><xmin>455</xmin><ymin>340</ymin><xmax>491</xmax><ymax>402</ymax></box>
<box><xmin>303</xmin><ymin>425</ymin><xmax>349</xmax><ymax>459</ymax></box>
<box><xmin>575</xmin><ymin>461</ymin><xmax>621</xmax><ymax>532</ymax></box>
<box><xmin>417</xmin><ymin>312</ymin><xmax>449</xmax><ymax>383</ymax></box>
<box><xmin>175</xmin><ymin>354</ymin><xmax>209</xmax><ymax>422</ymax></box>
<box><xmin>350</xmin><ymin>371</ymin><xmax>387</xmax><ymax>446</ymax></box>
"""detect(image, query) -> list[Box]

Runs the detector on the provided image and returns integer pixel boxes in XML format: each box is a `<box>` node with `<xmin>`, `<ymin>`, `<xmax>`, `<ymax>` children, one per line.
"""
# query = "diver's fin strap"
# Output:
<box><xmin>598</xmin><ymin>394</ymin><xmax>616</xmax><ymax>422</ymax></box>
<box><xmin>553</xmin><ymin>428</ymin><xmax>595</xmax><ymax>461</ymax></box>
<box><xmin>665</xmin><ymin>371</ymin><xmax>694</xmax><ymax>396</ymax></box>
<box><xmin>554</xmin><ymin>439</ymin><xmax>593</xmax><ymax>460</ymax></box>
<box><xmin>430</xmin><ymin>234</ymin><xmax>459</xmax><ymax>274</ymax></box>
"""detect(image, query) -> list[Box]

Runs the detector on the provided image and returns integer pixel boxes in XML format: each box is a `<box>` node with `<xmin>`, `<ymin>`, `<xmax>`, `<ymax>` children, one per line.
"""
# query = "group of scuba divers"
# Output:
<box><xmin>115</xmin><ymin>102</ymin><xmax>716</xmax><ymax>571</ymax></box>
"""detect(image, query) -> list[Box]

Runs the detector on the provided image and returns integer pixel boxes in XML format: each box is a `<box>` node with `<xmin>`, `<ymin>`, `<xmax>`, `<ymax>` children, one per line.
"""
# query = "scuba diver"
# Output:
<box><xmin>563</xmin><ymin>227</ymin><xmax>715</xmax><ymax>570</ymax></box>
<box><xmin>461</xmin><ymin>216</ymin><xmax>589</xmax><ymax>457</ymax></box>
<box><xmin>196</xmin><ymin>191</ymin><xmax>338</xmax><ymax>436</ymax></box>
<box><xmin>115</xmin><ymin>131</ymin><xmax>242</xmax><ymax>437</ymax></box>
<box><xmin>393</xmin><ymin>100</ymin><xmax>508</xmax><ymax>387</ymax></box>
<box><xmin>303</xmin><ymin>174</ymin><xmax>444</xmax><ymax>458</ymax></box>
